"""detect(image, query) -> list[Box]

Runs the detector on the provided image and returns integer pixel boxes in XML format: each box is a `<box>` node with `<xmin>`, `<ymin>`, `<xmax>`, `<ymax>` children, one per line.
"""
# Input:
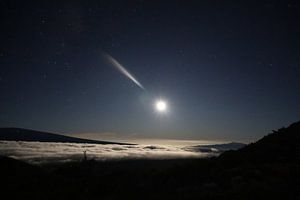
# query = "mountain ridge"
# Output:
<box><xmin>0</xmin><ymin>127</ymin><xmax>134</xmax><ymax>145</ymax></box>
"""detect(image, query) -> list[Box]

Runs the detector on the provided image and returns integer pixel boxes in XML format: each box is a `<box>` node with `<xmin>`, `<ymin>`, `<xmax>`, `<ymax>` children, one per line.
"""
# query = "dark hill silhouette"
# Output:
<box><xmin>219</xmin><ymin>121</ymin><xmax>300</xmax><ymax>164</ymax></box>
<box><xmin>0</xmin><ymin>121</ymin><xmax>299</xmax><ymax>200</ymax></box>
<box><xmin>0</xmin><ymin>127</ymin><xmax>132</xmax><ymax>145</ymax></box>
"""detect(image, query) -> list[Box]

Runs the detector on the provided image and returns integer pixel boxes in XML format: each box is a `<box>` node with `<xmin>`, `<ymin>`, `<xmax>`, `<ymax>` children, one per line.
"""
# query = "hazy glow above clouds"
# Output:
<box><xmin>0</xmin><ymin>141</ymin><xmax>218</xmax><ymax>164</ymax></box>
<box><xmin>70</xmin><ymin>132</ymin><xmax>225</xmax><ymax>146</ymax></box>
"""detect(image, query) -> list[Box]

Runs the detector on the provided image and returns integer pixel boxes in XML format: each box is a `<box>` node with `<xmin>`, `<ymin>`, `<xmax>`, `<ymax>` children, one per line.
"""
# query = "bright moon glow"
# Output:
<box><xmin>155</xmin><ymin>100</ymin><xmax>167</xmax><ymax>112</ymax></box>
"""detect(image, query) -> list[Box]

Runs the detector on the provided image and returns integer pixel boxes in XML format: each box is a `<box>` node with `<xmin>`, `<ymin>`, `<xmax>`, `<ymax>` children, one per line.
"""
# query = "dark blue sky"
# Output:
<box><xmin>1</xmin><ymin>1</ymin><xmax>299</xmax><ymax>141</ymax></box>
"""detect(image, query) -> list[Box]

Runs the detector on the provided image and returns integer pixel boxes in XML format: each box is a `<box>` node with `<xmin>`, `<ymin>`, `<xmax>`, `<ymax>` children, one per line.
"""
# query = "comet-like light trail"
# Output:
<box><xmin>104</xmin><ymin>53</ymin><xmax>145</xmax><ymax>90</ymax></box>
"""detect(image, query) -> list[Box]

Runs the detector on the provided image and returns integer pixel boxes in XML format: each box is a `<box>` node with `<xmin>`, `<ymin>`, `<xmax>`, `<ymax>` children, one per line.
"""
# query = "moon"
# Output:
<box><xmin>155</xmin><ymin>100</ymin><xmax>167</xmax><ymax>112</ymax></box>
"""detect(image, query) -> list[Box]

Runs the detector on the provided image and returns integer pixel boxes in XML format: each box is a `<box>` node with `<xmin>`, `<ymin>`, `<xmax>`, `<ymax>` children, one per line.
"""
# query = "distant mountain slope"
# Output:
<box><xmin>0</xmin><ymin>128</ymin><xmax>132</xmax><ymax>145</ymax></box>
<box><xmin>185</xmin><ymin>142</ymin><xmax>246</xmax><ymax>153</ymax></box>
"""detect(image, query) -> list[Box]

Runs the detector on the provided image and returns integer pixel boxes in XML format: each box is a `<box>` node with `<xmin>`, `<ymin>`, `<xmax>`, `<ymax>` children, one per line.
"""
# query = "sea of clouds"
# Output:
<box><xmin>0</xmin><ymin>140</ymin><xmax>219</xmax><ymax>164</ymax></box>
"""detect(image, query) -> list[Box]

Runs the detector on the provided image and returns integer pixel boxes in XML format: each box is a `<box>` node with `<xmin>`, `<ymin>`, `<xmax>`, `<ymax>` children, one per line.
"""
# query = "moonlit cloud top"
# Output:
<box><xmin>0</xmin><ymin>141</ymin><xmax>218</xmax><ymax>164</ymax></box>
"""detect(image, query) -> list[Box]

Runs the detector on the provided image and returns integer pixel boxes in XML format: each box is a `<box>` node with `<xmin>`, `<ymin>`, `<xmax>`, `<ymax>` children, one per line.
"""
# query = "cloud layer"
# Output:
<box><xmin>0</xmin><ymin>141</ymin><xmax>218</xmax><ymax>164</ymax></box>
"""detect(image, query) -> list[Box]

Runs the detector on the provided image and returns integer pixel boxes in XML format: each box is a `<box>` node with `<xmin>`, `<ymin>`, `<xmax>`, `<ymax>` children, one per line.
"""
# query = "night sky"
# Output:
<box><xmin>1</xmin><ymin>1</ymin><xmax>299</xmax><ymax>142</ymax></box>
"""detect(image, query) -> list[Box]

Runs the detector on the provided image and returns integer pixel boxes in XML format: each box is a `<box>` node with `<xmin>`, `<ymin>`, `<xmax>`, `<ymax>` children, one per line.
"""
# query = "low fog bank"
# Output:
<box><xmin>0</xmin><ymin>141</ymin><xmax>218</xmax><ymax>164</ymax></box>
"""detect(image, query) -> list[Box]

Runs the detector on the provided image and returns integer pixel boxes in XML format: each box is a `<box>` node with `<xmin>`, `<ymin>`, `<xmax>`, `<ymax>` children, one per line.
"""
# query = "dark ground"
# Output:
<box><xmin>1</xmin><ymin>122</ymin><xmax>300</xmax><ymax>200</ymax></box>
